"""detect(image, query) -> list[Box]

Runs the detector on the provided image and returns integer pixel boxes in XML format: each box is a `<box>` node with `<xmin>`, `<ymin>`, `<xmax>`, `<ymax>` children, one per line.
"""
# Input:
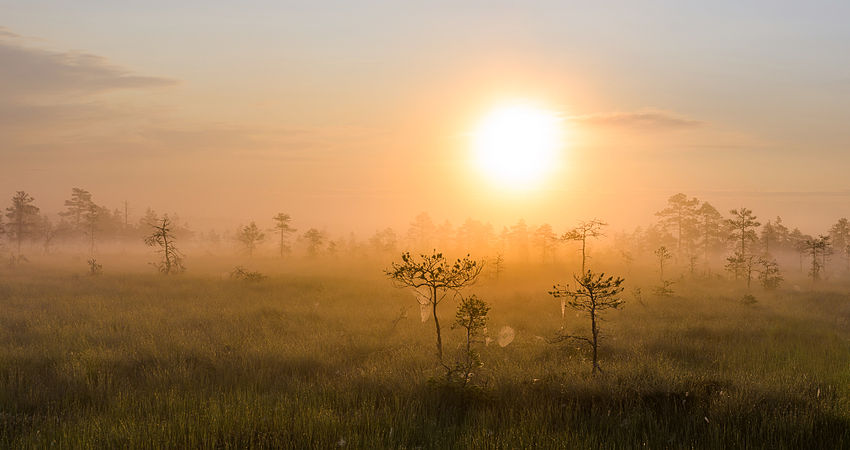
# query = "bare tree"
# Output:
<box><xmin>562</xmin><ymin>219</ymin><xmax>607</xmax><ymax>274</ymax></box>
<box><xmin>272</xmin><ymin>213</ymin><xmax>297</xmax><ymax>257</ymax></box>
<box><xmin>549</xmin><ymin>271</ymin><xmax>625</xmax><ymax>375</ymax></box>
<box><xmin>238</xmin><ymin>221</ymin><xmax>265</xmax><ymax>257</ymax></box>
<box><xmin>5</xmin><ymin>191</ymin><xmax>40</xmax><ymax>256</ymax></box>
<box><xmin>144</xmin><ymin>216</ymin><xmax>184</xmax><ymax>274</ymax></box>
<box><xmin>385</xmin><ymin>251</ymin><xmax>483</xmax><ymax>362</ymax></box>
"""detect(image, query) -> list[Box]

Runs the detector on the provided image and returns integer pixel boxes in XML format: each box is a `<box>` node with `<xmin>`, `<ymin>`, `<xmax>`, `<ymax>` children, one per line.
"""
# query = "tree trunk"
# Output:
<box><xmin>812</xmin><ymin>249</ymin><xmax>818</xmax><ymax>282</ymax></box>
<box><xmin>704</xmin><ymin>224</ymin><xmax>710</xmax><ymax>275</ymax></box>
<box><xmin>590</xmin><ymin>306</ymin><xmax>599</xmax><ymax>375</ymax></box>
<box><xmin>163</xmin><ymin>231</ymin><xmax>171</xmax><ymax>274</ymax></box>
<box><xmin>581</xmin><ymin>237</ymin><xmax>587</xmax><ymax>274</ymax></box>
<box><xmin>431</xmin><ymin>286</ymin><xmax>442</xmax><ymax>362</ymax></box>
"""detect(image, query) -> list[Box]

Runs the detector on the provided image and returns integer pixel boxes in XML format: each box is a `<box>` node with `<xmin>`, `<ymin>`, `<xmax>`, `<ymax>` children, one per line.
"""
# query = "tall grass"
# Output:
<box><xmin>1</xmin><ymin>266</ymin><xmax>849</xmax><ymax>448</ymax></box>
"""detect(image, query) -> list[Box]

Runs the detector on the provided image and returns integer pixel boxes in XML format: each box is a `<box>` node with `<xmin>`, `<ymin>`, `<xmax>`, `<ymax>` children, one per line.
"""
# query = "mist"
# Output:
<box><xmin>4</xmin><ymin>2</ymin><xmax>850</xmax><ymax>447</ymax></box>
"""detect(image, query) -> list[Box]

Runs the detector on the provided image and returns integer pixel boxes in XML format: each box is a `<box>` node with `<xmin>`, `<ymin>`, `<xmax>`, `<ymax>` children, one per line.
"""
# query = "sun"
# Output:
<box><xmin>471</xmin><ymin>103</ymin><xmax>563</xmax><ymax>189</ymax></box>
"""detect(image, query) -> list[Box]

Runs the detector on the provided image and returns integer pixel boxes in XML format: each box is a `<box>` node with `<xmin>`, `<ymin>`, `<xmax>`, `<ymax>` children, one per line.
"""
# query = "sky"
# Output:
<box><xmin>2</xmin><ymin>1</ymin><xmax>850</xmax><ymax>235</ymax></box>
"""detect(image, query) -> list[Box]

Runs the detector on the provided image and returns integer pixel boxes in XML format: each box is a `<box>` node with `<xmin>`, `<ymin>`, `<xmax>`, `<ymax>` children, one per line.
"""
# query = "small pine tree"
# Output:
<box><xmin>449</xmin><ymin>295</ymin><xmax>490</xmax><ymax>384</ymax></box>
<box><xmin>757</xmin><ymin>257</ymin><xmax>783</xmax><ymax>290</ymax></box>
<box><xmin>654</xmin><ymin>246</ymin><xmax>672</xmax><ymax>281</ymax></box>
<box><xmin>385</xmin><ymin>251</ymin><xmax>483</xmax><ymax>362</ymax></box>
<box><xmin>144</xmin><ymin>217</ymin><xmax>185</xmax><ymax>274</ymax></box>
<box><xmin>237</xmin><ymin>221</ymin><xmax>265</xmax><ymax>257</ymax></box>
<box><xmin>549</xmin><ymin>270</ymin><xmax>625</xmax><ymax>375</ymax></box>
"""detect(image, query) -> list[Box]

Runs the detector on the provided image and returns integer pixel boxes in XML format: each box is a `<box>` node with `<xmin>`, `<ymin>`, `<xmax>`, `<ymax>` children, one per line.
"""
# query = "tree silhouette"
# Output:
<box><xmin>237</xmin><ymin>221</ymin><xmax>265</xmax><ymax>257</ymax></box>
<box><xmin>144</xmin><ymin>216</ymin><xmax>184</xmax><ymax>274</ymax></box>
<box><xmin>491</xmin><ymin>253</ymin><xmax>505</xmax><ymax>281</ymax></box>
<box><xmin>549</xmin><ymin>270</ymin><xmax>625</xmax><ymax>375</ymax></box>
<box><xmin>760</xmin><ymin>220</ymin><xmax>777</xmax><ymax>255</ymax></box>
<box><xmin>509</xmin><ymin>219</ymin><xmax>530</xmax><ymax>262</ymax></box>
<box><xmin>728</xmin><ymin>208</ymin><xmax>761</xmax><ymax>256</ymax></box>
<box><xmin>789</xmin><ymin>228</ymin><xmax>811</xmax><ymax>273</ymax></box>
<box><xmin>272</xmin><ymin>213</ymin><xmax>297</xmax><ymax>257</ymax></box>
<box><xmin>725</xmin><ymin>251</ymin><xmax>758</xmax><ymax>288</ymax></box>
<box><xmin>450</xmin><ymin>295</ymin><xmax>490</xmax><ymax>384</ymax></box>
<box><xmin>407</xmin><ymin>212</ymin><xmax>436</xmax><ymax>251</ymax></box>
<box><xmin>59</xmin><ymin>187</ymin><xmax>93</xmax><ymax>230</ymax></box>
<box><xmin>562</xmin><ymin>219</ymin><xmax>606</xmax><ymax>274</ymax></box>
<box><xmin>829</xmin><ymin>218</ymin><xmax>850</xmax><ymax>272</ymax></box>
<box><xmin>4</xmin><ymin>191</ymin><xmax>40</xmax><ymax>255</ymax></box>
<box><xmin>82</xmin><ymin>202</ymin><xmax>102</xmax><ymax>256</ymax></box>
<box><xmin>533</xmin><ymin>223</ymin><xmax>558</xmax><ymax>263</ymax></box>
<box><xmin>654</xmin><ymin>246</ymin><xmax>672</xmax><ymax>281</ymax></box>
<box><xmin>802</xmin><ymin>235</ymin><xmax>830</xmax><ymax>283</ymax></box>
<box><xmin>369</xmin><ymin>228</ymin><xmax>398</xmax><ymax>255</ymax></box>
<box><xmin>757</xmin><ymin>257</ymin><xmax>783</xmax><ymax>290</ymax></box>
<box><xmin>656</xmin><ymin>193</ymin><xmax>699</xmax><ymax>258</ymax></box>
<box><xmin>385</xmin><ymin>251</ymin><xmax>483</xmax><ymax>362</ymax></box>
<box><xmin>302</xmin><ymin>228</ymin><xmax>326</xmax><ymax>257</ymax></box>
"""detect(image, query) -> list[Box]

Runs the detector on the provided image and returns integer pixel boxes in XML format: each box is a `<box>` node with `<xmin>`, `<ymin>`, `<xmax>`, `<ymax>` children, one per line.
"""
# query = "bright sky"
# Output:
<box><xmin>2</xmin><ymin>1</ymin><xmax>850</xmax><ymax>234</ymax></box>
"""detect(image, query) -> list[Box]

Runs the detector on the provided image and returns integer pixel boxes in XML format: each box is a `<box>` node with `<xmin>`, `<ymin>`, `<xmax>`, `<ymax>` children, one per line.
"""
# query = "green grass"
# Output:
<box><xmin>1</xmin><ymin>267</ymin><xmax>850</xmax><ymax>448</ymax></box>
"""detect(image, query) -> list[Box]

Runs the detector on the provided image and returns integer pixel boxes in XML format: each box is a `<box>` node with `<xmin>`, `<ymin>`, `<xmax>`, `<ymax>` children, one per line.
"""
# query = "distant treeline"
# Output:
<box><xmin>1</xmin><ymin>189</ymin><xmax>848</xmax><ymax>281</ymax></box>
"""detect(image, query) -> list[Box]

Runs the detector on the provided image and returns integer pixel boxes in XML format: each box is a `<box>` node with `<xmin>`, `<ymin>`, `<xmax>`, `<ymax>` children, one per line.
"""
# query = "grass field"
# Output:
<box><xmin>1</xmin><ymin>262</ymin><xmax>850</xmax><ymax>448</ymax></box>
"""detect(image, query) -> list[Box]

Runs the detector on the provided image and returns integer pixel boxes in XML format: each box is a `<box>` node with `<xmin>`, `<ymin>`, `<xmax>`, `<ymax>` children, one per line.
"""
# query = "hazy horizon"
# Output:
<box><xmin>3</xmin><ymin>2</ymin><xmax>850</xmax><ymax>235</ymax></box>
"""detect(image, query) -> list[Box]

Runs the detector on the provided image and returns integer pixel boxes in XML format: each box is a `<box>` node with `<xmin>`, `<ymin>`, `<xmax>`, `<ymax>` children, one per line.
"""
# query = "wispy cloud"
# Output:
<box><xmin>0</xmin><ymin>29</ymin><xmax>176</xmax><ymax>99</ymax></box>
<box><xmin>571</xmin><ymin>109</ymin><xmax>702</xmax><ymax>130</ymax></box>
<box><xmin>0</xmin><ymin>27</ymin><xmax>19</xmax><ymax>39</ymax></box>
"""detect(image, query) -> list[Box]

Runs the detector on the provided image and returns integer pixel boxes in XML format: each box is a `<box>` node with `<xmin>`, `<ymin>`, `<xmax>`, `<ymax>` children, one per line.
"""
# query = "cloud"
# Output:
<box><xmin>0</xmin><ymin>27</ymin><xmax>179</xmax><ymax>150</ymax></box>
<box><xmin>571</xmin><ymin>109</ymin><xmax>702</xmax><ymax>130</ymax></box>
<box><xmin>0</xmin><ymin>28</ymin><xmax>176</xmax><ymax>100</ymax></box>
<box><xmin>0</xmin><ymin>27</ymin><xmax>19</xmax><ymax>39</ymax></box>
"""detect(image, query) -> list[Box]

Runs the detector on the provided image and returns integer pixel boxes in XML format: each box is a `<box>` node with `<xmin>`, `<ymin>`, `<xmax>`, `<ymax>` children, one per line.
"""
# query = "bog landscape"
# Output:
<box><xmin>3</xmin><ymin>2</ymin><xmax>850</xmax><ymax>449</ymax></box>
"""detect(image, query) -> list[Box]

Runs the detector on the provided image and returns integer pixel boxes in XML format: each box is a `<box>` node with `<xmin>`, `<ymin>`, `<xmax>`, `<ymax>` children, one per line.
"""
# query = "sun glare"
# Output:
<box><xmin>472</xmin><ymin>103</ymin><xmax>563</xmax><ymax>189</ymax></box>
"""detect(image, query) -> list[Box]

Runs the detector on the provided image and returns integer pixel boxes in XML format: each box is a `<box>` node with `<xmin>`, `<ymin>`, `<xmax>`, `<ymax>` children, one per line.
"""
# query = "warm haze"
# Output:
<box><xmin>4</xmin><ymin>3</ymin><xmax>850</xmax><ymax>448</ymax></box>
<box><xmin>3</xmin><ymin>2</ymin><xmax>850</xmax><ymax>234</ymax></box>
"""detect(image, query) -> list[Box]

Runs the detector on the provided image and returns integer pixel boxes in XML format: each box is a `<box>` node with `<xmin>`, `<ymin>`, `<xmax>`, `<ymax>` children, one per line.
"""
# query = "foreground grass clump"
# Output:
<box><xmin>0</xmin><ymin>270</ymin><xmax>849</xmax><ymax>448</ymax></box>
